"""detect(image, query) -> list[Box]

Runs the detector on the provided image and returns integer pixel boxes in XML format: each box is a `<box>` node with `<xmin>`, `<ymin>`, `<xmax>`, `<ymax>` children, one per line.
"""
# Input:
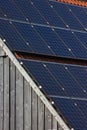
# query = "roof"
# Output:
<box><xmin>56</xmin><ymin>0</ymin><xmax>87</xmax><ymax>7</ymax></box>
<box><xmin>0</xmin><ymin>0</ymin><xmax>87</xmax><ymax>130</ymax></box>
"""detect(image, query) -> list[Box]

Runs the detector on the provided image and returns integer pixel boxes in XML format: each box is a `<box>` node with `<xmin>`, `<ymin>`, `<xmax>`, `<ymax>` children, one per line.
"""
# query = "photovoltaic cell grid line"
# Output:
<box><xmin>20</xmin><ymin>59</ymin><xmax>87</xmax><ymax>130</ymax></box>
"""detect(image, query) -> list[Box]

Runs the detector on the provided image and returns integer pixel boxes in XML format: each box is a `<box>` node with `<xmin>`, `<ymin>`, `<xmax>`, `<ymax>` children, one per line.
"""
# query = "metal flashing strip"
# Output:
<box><xmin>0</xmin><ymin>38</ymin><xmax>72</xmax><ymax>130</ymax></box>
<box><xmin>49</xmin><ymin>95</ymin><xmax>87</xmax><ymax>101</ymax></box>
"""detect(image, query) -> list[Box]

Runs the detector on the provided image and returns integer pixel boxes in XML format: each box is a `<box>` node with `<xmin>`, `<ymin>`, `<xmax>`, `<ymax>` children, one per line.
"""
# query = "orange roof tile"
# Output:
<box><xmin>56</xmin><ymin>0</ymin><xmax>87</xmax><ymax>7</ymax></box>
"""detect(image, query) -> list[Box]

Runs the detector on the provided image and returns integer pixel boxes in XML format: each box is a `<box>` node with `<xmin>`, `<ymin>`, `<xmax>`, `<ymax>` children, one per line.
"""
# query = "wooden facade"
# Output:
<box><xmin>0</xmin><ymin>48</ymin><xmax>63</xmax><ymax>130</ymax></box>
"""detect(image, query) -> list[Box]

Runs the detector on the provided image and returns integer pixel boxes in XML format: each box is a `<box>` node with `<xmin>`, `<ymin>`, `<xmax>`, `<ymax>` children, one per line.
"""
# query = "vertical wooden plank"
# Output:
<box><xmin>0</xmin><ymin>57</ymin><xmax>3</xmax><ymax>130</ymax></box>
<box><xmin>16</xmin><ymin>68</ymin><xmax>23</xmax><ymax>130</ymax></box>
<box><xmin>38</xmin><ymin>98</ymin><xmax>44</xmax><ymax>130</ymax></box>
<box><xmin>52</xmin><ymin>116</ymin><xmax>57</xmax><ymax>130</ymax></box>
<box><xmin>24</xmin><ymin>79</ymin><xmax>31</xmax><ymax>130</ymax></box>
<box><xmin>32</xmin><ymin>89</ymin><xmax>38</xmax><ymax>130</ymax></box>
<box><xmin>0</xmin><ymin>47</ymin><xmax>5</xmax><ymax>56</ymax></box>
<box><xmin>4</xmin><ymin>57</ymin><xmax>9</xmax><ymax>130</ymax></box>
<box><xmin>45</xmin><ymin>107</ymin><xmax>52</xmax><ymax>130</ymax></box>
<box><xmin>10</xmin><ymin>61</ymin><xmax>16</xmax><ymax>130</ymax></box>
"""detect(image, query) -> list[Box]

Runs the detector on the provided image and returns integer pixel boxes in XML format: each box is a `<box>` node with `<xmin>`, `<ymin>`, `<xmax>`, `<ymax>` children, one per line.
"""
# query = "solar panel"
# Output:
<box><xmin>51</xmin><ymin>97</ymin><xmax>87</xmax><ymax>130</ymax></box>
<box><xmin>0</xmin><ymin>0</ymin><xmax>25</xmax><ymax>21</ymax></box>
<box><xmin>30</xmin><ymin>0</ymin><xmax>66</xmax><ymax>27</ymax></box>
<box><xmin>66</xmin><ymin>65</ymin><xmax>87</xmax><ymax>91</ymax></box>
<box><xmin>21</xmin><ymin>59</ymin><xmax>87</xmax><ymax>98</ymax></box>
<box><xmin>67</xmin><ymin>4</ymin><xmax>87</xmax><ymax>29</ymax></box>
<box><xmin>1</xmin><ymin>0</ymin><xmax>87</xmax><ymax>129</ymax></box>
<box><xmin>21</xmin><ymin>60</ymin><xmax>67</xmax><ymax>96</ymax></box>
<box><xmin>49</xmin><ymin>1</ymin><xmax>85</xmax><ymax>30</ymax></box>
<box><xmin>0</xmin><ymin>0</ymin><xmax>87</xmax><ymax>59</ymax></box>
<box><xmin>55</xmin><ymin>29</ymin><xmax>87</xmax><ymax>59</ymax></box>
<box><xmin>12</xmin><ymin>22</ymin><xmax>54</xmax><ymax>55</ymax></box>
<box><xmin>0</xmin><ymin>19</ymin><xmax>32</xmax><ymax>52</ymax></box>
<box><xmin>74</xmin><ymin>32</ymin><xmax>87</xmax><ymax>48</ymax></box>
<box><xmin>20</xmin><ymin>59</ymin><xmax>87</xmax><ymax>130</ymax></box>
<box><xmin>34</xmin><ymin>25</ymin><xmax>73</xmax><ymax>57</ymax></box>
<box><xmin>13</xmin><ymin>0</ymin><xmax>47</xmax><ymax>25</ymax></box>
<box><xmin>1</xmin><ymin>18</ymin><xmax>87</xmax><ymax>59</ymax></box>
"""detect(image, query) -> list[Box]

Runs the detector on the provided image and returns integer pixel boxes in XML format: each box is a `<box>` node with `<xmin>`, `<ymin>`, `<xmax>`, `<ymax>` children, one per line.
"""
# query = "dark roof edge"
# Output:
<box><xmin>14</xmin><ymin>50</ymin><xmax>87</xmax><ymax>66</ymax></box>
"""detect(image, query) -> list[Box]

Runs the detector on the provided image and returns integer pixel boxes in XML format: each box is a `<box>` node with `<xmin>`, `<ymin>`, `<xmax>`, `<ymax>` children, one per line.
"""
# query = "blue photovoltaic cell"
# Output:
<box><xmin>13</xmin><ymin>0</ymin><xmax>47</xmax><ymax>25</ymax></box>
<box><xmin>0</xmin><ymin>19</ymin><xmax>54</xmax><ymax>55</ymax></box>
<box><xmin>31</xmin><ymin>0</ymin><xmax>66</xmax><ymax>28</ymax></box>
<box><xmin>34</xmin><ymin>25</ymin><xmax>74</xmax><ymax>57</ymax></box>
<box><xmin>51</xmin><ymin>97</ymin><xmax>87</xmax><ymax>130</ymax></box>
<box><xmin>76</xmin><ymin>100</ymin><xmax>87</xmax><ymax>117</ymax></box>
<box><xmin>0</xmin><ymin>8</ymin><xmax>5</xmax><ymax>18</ymax></box>
<box><xmin>74</xmin><ymin>32</ymin><xmax>87</xmax><ymax>48</ymax></box>
<box><xmin>22</xmin><ymin>60</ymin><xmax>67</xmax><ymax>96</ymax></box>
<box><xmin>46</xmin><ymin>63</ymin><xmax>87</xmax><ymax>97</ymax></box>
<box><xmin>66</xmin><ymin>65</ymin><xmax>87</xmax><ymax>92</ymax></box>
<box><xmin>55</xmin><ymin>29</ymin><xmax>87</xmax><ymax>59</ymax></box>
<box><xmin>67</xmin><ymin>4</ymin><xmax>87</xmax><ymax>28</ymax></box>
<box><xmin>0</xmin><ymin>0</ymin><xmax>25</xmax><ymax>21</ymax></box>
<box><xmin>83</xmin><ymin>7</ymin><xmax>87</xmax><ymax>16</ymax></box>
<box><xmin>20</xmin><ymin>59</ymin><xmax>87</xmax><ymax>130</ymax></box>
<box><xmin>0</xmin><ymin>19</ymin><xmax>33</xmax><ymax>52</ymax></box>
<box><xmin>13</xmin><ymin>22</ymin><xmax>54</xmax><ymax>55</ymax></box>
<box><xmin>49</xmin><ymin>1</ymin><xmax>84</xmax><ymax>30</ymax></box>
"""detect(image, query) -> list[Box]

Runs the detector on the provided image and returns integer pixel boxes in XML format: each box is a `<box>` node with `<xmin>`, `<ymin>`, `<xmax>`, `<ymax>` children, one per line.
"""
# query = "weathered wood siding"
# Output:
<box><xmin>0</xmin><ymin>55</ymin><xmax>63</xmax><ymax>130</ymax></box>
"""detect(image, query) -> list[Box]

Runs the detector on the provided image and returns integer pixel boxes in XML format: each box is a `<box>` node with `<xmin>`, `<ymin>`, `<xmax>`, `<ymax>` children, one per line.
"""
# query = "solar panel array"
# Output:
<box><xmin>0</xmin><ymin>0</ymin><xmax>87</xmax><ymax>129</ymax></box>
<box><xmin>20</xmin><ymin>59</ymin><xmax>87</xmax><ymax>130</ymax></box>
